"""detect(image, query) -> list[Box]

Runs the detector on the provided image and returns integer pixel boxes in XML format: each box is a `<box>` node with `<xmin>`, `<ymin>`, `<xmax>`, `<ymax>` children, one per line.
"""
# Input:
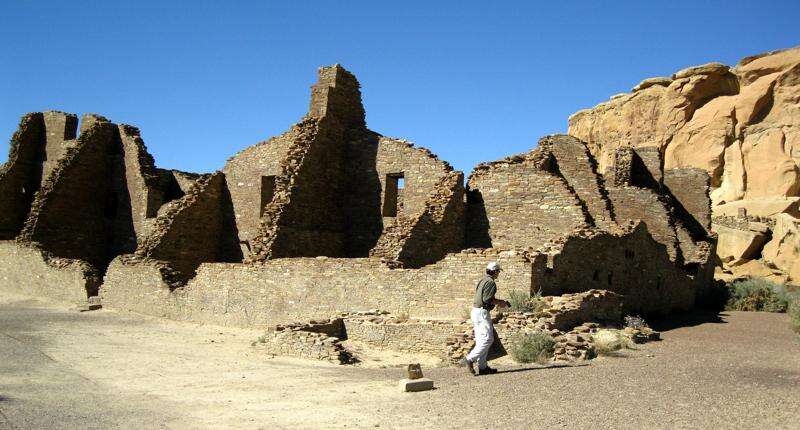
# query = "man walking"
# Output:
<box><xmin>460</xmin><ymin>261</ymin><xmax>509</xmax><ymax>376</ymax></box>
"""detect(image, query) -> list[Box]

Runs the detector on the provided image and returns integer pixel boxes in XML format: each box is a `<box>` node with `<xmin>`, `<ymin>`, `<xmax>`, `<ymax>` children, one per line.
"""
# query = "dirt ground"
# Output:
<box><xmin>1</xmin><ymin>292</ymin><xmax>799</xmax><ymax>430</ymax></box>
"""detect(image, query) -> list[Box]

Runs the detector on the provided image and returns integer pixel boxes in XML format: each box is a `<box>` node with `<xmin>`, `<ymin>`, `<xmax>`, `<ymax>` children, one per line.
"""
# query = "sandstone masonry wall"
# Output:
<box><xmin>0</xmin><ymin>241</ymin><xmax>95</xmax><ymax>302</ymax></box>
<box><xmin>533</xmin><ymin>223</ymin><xmax>696</xmax><ymax>315</ymax></box>
<box><xmin>134</xmin><ymin>172</ymin><xmax>239</xmax><ymax>281</ymax></box>
<box><xmin>41</xmin><ymin>111</ymin><xmax>78</xmax><ymax>183</ymax></box>
<box><xmin>17</xmin><ymin>120</ymin><xmax>126</xmax><ymax>270</ymax></box>
<box><xmin>466</xmin><ymin>147</ymin><xmax>588</xmax><ymax>249</ymax></box>
<box><xmin>222</xmin><ymin>134</ymin><xmax>295</xmax><ymax>247</ymax></box>
<box><xmin>370</xmin><ymin>171</ymin><xmax>465</xmax><ymax>267</ymax></box>
<box><xmin>0</xmin><ymin>113</ymin><xmax>45</xmax><ymax>239</ymax></box>
<box><xmin>545</xmin><ymin>135</ymin><xmax>616</xmax><ymax>230</ymax></box>
<box><xmin>101</xmin><ymin>251</ymin><xmax>533</xmax><ymax>328</ymax></box>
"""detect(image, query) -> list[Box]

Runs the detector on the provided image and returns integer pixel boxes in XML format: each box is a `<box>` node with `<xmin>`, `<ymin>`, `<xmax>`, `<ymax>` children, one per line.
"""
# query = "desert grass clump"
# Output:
<box><xmin>726</xmin><ymin>278</ymin><xmax>793</xmax><ymax>312</ymax></box>
<box><xmin>592</xmin><ymin>329</ymin><xmax>633</xmax><ymax>355</ymax></box>
<box><xmin>509</xmin><ymin>331</ymin><xmax>555</xmax><ymax>364</ymax></box>
<box><xmin>789</xmin><ymin>297</ymin><xmax>800</xmax><ymax>334</ymax></box>
<box><xmin>507</xmin><ymin>289</ymin><xmax>545</xmax><ymax>314</ymax></box>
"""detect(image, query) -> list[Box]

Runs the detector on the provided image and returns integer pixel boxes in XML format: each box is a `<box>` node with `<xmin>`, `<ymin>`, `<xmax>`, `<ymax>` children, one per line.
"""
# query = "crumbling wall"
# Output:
<box><xmin>117</xmin><ymin>124</ymin><xmax>166</xmax><ymax>240</ymax></box>
<box><xmin>17</xmin><ymin>120</ymin><xmax>124</xmax><ymax>269</ymax></box>
<box><xmin>0</xmin><ymin>241</ymin><xmax>97</xmax><ymax>302</ymax></box>
<box><xmin>545</xmin><ymin>135</ymin><xmax>616</xmax><ymax>230</ymax></box>
<box><xmin>466</xmin><ymin>147</ymin><xmax>588</xmax><ymax>249</ymax></box>
<box><xmin>41</xmin><ymin>111</ymin><xmax>78</xmax><ymax>183</ymax></box>
<box><xmin>222</xmin><ymin>134</ymin><xmax>295</xmax><ymax>248</ymax></box>
<box><xmin>0</xmin><ymin>113</ymin><xmax>45</xmax><ymax>239</ymax></box>
<box><xmin>533</xmin><ymin>223</ymin><xmax>696</xmax><ymax>315</ymax></box>
<box><xmin>342</xmin><ymin>134</ymin><xmax>459</xmax><ymax>257</ymax></box>
<box><xmin>369</xmin><ymin>171</ymin><xmax>465</xmax><ymax>267</ymax></box>
<box><xmin>101</xmin><ymin>251</ymin><xmax>533</xmax><ymax>328</ymax></box>
<box><xmin>134</xmin><ymin>172</ymin><xmax>240</xmax><ymax>281</ymax></box>
<box><xmin>664</xmin><ymin>167</ymin><xmax>712</xmax><ymax>232</ymax></box>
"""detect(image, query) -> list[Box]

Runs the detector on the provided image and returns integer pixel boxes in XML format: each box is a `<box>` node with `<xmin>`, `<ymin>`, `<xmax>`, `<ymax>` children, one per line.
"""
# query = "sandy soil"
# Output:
<box><xmin>1</xmin><ymin>292</ymin><xmax>799</xmax><ymax>429</ymax></box>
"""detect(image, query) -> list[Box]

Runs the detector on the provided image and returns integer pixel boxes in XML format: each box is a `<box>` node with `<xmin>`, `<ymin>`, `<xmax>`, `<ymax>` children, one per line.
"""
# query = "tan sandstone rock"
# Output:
<box><xmin>713</xmin><ymin>197</ymin><xmax>800</xmax><ymax>218</ymax></box>
<box><xmin>762</xmin><ymin>213</ymin><xmax>800</xmax><ymax>282</ymax></box>
<box><xmin>713</xmin><ymin>224</ymin><xmax>768</xmax><ymax>266</ymax></box>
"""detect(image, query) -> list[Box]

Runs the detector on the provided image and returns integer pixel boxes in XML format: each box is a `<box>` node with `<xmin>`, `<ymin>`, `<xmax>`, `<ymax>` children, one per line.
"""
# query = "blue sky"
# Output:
<box><xmin>1</xmin><ymin>1</ymin><xmax>798</xmax><ymax>175</ymax></box>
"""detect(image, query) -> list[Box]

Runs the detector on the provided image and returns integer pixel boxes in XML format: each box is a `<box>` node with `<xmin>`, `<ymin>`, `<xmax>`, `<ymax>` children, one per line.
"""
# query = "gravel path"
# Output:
<box><xmin>1</xmin><ymin>293</ymin><xmax>798</xmax><ymax>429</ymax></box>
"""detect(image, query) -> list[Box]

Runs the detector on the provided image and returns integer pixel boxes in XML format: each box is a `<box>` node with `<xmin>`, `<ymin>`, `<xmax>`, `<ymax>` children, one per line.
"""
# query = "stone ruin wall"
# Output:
<box><xmin>466</xmin><ymin>146</ymin><xmax>588</xmax><ymax>250</ymax></box>
<box><xmin>0</xmin><ymin>113</ymin><xmax>44</xmax><ymax>239</ymax></box>
<box><xmin>370</xmin><ymin>170</ymin><xmax>465</xmax><ymax>267</ymax></box>
<box><xmin>132</xmin><ymin>172</ymin><xmax>241</xmax><ymax>281</ymax></box>
<box><xmin>222</xmin><ymin>134</ymin><xmax>295</xmax><ymax>249</ymax></box>
<box><xmin>0</xmin><ymin>62</ymin><xmax>717</xmax><ymax>325</ymax></box>
<box><xmin>100</xmin><ymin>251</ymin><xmax>534</xmax><ymax>328</ymax></box>
<box><xmin>532</xmin><ymin>223</ymin><xmax>696</xmax><ymax>315</ymax></box>
<box><xmin>17</xmin><ymin>119</ymin><xmax>127</xmax><ymax>270</ymax></box>
<box><xmin>41</xmin><ymin>111</ymin><xmax>78</xmax><ymax>184</ymax></box>
<box><xmin>545</xmin><ymin>135</ymin><xmax>616</xmax><ymax>230</ymax></box>
<box><xmin>0</xmin><ymin>241</ymin><xmax>93</xmax><ymax>303</ymax></box>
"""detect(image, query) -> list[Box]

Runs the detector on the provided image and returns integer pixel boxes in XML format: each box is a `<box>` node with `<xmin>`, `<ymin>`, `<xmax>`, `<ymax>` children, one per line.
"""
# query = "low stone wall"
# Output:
<box><xmin>101</xmin><ymin>251</ymin><xmax>533</xmax><ymax>328</ymax></box>
<box><xmin>0</xmin><ymin>241</ymin><xmax>92</xmax><ymax>303</ymax></box>
<box><xmin>343</xmin><ymin>315</ymin><xmax>468</xmax><ymax>358</ymax></box>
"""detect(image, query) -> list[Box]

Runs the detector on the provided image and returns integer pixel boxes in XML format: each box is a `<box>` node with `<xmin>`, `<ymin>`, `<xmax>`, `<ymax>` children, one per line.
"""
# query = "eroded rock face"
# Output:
<box><xmin>569</xmin><ymin>46</ymin><xmax>800</xmax><ymax>204</ymax></box>
<box><xmin>762</xmin><ymin>214</ymin><xmax>800</xmax><ymax>281</ymax></box>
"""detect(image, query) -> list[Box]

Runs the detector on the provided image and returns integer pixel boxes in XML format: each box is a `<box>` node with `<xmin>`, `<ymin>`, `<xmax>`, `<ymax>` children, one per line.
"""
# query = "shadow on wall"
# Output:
<box><xmin>465</xmin><ymin>189</ymin><xmax>492</xmax><ymax>248</ymax></box>
<box><xmin>219</xmin><ymin>181</ymin><xmax>244</xmax><ymax>263</ymax></box>
<box><xmin>343</xmin><ymin>131</ymin><xmax>384</xmax><ymax>257</ymax></box>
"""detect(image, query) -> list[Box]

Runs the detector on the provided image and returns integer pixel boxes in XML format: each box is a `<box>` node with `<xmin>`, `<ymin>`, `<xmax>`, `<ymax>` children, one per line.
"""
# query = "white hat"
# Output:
<box><xmin>486</xmin><ymin>261</ymin><xmax>502</xmax><ymax>272</ymax></box>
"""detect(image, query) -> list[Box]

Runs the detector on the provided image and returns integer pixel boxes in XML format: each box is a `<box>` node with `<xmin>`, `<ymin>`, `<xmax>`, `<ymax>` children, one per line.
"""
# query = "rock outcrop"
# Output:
<box><xmin>569</xmin><ymin>46</ymin><xmax>800</xmax><ymax>285</ymax></box>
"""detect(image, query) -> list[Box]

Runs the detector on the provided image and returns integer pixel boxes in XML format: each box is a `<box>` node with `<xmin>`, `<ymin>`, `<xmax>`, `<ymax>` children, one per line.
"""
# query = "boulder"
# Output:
<box><xmin>713</xmin><ymin>224</ymin><xmax>768</xmax><ymax>265</ymax></box>
<box><xmin>762</xmin><ymin>214</ymin><xmax>800</xmax><ymax>282</ymax></box>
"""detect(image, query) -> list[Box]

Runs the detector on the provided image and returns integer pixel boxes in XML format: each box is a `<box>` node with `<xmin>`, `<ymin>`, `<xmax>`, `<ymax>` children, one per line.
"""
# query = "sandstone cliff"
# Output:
<box><xmin>568</xmin><ymin>46</ymin><xmax>800</xmax><ymax>285</ymax></box>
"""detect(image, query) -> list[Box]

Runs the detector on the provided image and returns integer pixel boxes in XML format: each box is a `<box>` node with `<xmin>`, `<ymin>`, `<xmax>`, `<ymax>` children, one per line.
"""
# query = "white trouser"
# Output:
<box><xmin>466</xmin><ymin>307</ymin><xmax>494</xmax><ymax>369</ymax></box>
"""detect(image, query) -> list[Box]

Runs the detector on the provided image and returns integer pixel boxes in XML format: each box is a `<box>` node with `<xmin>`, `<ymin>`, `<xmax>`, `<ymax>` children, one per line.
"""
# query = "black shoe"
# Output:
<box><xmin>478</xmin><ymin>366</ymin><xmax>498</xmax><ymax>375</ymax></box>
<box><xmin>459</xmin><ymin>358</ymin><xmax>476</xmax><ymax>376</ymax></box>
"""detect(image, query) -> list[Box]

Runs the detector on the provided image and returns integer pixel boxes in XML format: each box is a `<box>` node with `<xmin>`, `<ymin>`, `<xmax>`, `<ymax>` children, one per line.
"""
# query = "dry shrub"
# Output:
<box><xmin>509</xmin><ymin>331</ymin><xmax>555</xmax><ymax>364</ymax></box>
<box><xmin>592</xmin><ymin>329</ymin><xmax>633</xmax><ymax>355</ymax></box>
<box><xmin>507</xmin><ymin>289</ymin><xmax>545</xmax><ymax>313</ymax></box>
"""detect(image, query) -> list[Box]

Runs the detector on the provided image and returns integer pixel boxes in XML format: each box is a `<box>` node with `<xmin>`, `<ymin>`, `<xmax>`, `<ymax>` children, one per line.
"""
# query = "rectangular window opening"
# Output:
<box><xmin>260</xmin><ymin>176</ymin><xmax>276</xmax><ymax>217</ymax></box>
<box><xmin>382</xmin><ymin>172</ymin><xmax>404</xmax><ymax>217</ymax></box>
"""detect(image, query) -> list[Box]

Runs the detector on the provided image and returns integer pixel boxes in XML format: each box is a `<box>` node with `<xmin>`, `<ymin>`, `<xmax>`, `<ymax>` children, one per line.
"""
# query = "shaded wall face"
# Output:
<box><xmin>467</xmin><ymin>162</ymin><xmax>586</xmax><ymax>250</ymax></box>
<box><xmin>24</xmin><ymin>122</ymin><xmax>134</xmax><ymax>270</ymax></box>
<box><xmin>223</xmin><ymin>135</ymin><xmax>295</xmax><ymax>248</ymax></box>
<box><xmin>547</xmin><ymin>137</ymin><xmax>615</xmax><ymax>229</ymax></box>
<box><xmin>0</xmin><ymin>113</ymin><xmax>45</xmax><ymax>239</ymax></box>
<box><xmin>535</xmin><ymin>225</ymin><xmax>696</xmax><ymax>315</ymax></box>
<box><xmin>606</xmin><ymin>187</ymin><xmax>678</xmax><ymax>260</ymax></box>
<box><xmin>664</xmin><ymin>168</ymin><xmax>712</xmax><ymax>233</ymax></box>
<box><xmin>270</xmin><ymin>124</ymin><xmax>348</xmax><ymax>258</ymax></box>
<box><xmin>143</xmin><ymin>173</ymin><xmax>237</xmax><ymax>277</ymax></box>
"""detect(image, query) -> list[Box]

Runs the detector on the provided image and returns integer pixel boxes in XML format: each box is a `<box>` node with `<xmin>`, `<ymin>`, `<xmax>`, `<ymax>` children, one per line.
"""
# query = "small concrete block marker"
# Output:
<box><xmin>400</xmin><ymin>363</ymin><xmax>433</xmax><ymax>392</ymax></box>
<box><xmin>399</xmin><ymin>378</ymin><xmax>434</xmax><ymax>392</ymax></box>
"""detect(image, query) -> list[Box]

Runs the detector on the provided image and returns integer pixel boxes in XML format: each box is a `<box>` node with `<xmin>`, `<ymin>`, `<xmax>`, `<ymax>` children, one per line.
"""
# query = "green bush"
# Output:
<box><xmin>507</xmin><ymin>289</ymin><xmax>545</xmax><ymax>313</ymax></box>
<box><xmin>790</xmin><ymin>297</ymin><xmax>800</xmax><ymax>334</ymax></box>
<box><xmin>508</xmin><ymin>331</ymin><xmax>555</xmax><ymax>364</ymax></box>
<box><xmin>725</xmin><ymin>278</ymin><xmax>793</xmax><ymax>312</ymax></box>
